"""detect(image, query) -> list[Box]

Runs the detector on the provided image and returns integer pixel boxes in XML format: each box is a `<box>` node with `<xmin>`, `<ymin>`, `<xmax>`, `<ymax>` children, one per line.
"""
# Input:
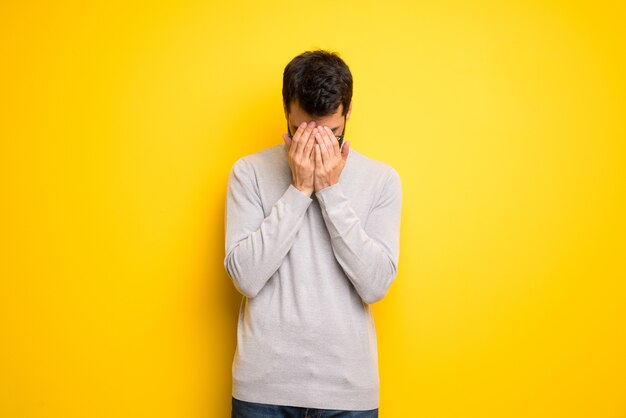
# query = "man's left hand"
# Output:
<box><xmin>313</xmin><ymin>125</ymin><xmax>350</xmax><ymax>193</ymax></box>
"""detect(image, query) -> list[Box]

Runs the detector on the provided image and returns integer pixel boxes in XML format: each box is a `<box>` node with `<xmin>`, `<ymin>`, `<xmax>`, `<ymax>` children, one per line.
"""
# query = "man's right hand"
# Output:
<box><xmin>282</xmin><ymin>121</ymin><xmax>317</xmax><ymax>197</ymax></box>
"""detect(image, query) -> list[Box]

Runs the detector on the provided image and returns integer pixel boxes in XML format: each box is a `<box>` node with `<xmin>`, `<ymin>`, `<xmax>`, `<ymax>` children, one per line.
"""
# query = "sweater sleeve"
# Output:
<box><xmin>315</xmin><ymin>168</ymin><xmax>402</xmax><ymax>304</ymax></box>
<box><xmin>223</xmin><ymin>158</ymin><xmax>313</xmax><ymax>298</ymax></box>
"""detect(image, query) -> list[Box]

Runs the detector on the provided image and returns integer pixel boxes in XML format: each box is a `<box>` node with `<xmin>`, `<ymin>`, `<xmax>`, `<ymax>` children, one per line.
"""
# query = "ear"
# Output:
<box><xmin>346</xmin><ymin>100</ymin><xmax>352</xmax><ymax>121</ymax></box>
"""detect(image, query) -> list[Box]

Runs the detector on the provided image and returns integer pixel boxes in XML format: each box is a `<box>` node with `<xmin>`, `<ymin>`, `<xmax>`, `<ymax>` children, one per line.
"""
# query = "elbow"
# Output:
<box><xmin>223</xmin><ymin>253</ymin><xmax>261</xmax><ymax>299</ymax></box>
<box><xmin>361</xmin><ymin>281</ymin><xmax>392</xmax><ymax>304</ymax></box>
<box><xmin>360</xmin><ymin>262</ymin><xmax>398</xmax><ymax>305</ymax></box>
<box><xmin>361</xmin><ymin>291</ymin><xmax>384</xmax><ymax>305</ymax></box>
<box><xmin>233</xmin><ymin>277</ymin><xmax>261</xmax><ymax>299</ymax></box>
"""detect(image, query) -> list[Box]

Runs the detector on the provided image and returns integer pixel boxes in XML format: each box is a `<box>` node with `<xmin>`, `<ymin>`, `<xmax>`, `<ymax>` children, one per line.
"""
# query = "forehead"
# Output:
<box><xmin>289</xmin><ymin>100</ymin><xmax>344</xmax><ymax>126</ymax></box>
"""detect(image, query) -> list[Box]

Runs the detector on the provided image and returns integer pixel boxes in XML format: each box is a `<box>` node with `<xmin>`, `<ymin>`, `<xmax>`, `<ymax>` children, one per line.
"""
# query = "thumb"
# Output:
<box><xmin>282</xmin><ymin>133</ymin><xmax>292</xmax><ymax>148</ymax></box>
<box><xmin>341</xmin><ymin>140</ymin><xmax>350</xmax><ymax>160</ymax></box>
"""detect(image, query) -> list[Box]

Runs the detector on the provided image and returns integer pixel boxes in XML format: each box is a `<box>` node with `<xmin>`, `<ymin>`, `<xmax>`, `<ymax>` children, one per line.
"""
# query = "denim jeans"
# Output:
<box><xmin>232</xmin><ymin>396</ymin><xmax>379</xmax><ymax>418</ymax></box>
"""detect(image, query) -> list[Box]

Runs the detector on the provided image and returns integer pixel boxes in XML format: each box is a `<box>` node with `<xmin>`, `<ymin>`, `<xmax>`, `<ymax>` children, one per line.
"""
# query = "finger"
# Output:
<box><xmin>292</xmin><ymin>121</ymin><xmax>307</xmax><ymax>142</ymax></box>
<box><xmin>317</xmin><ymin>125</ymin><xmax>330</xmax><ymax>148</ymax></box>
<box><xmin>282</xmin><ymin>133</ymin><xmax>291</xmax><ymax>153</ymax></box>
<box><xmin>341</xmin><ymin>140</ymin><xmax>350</xmax><ymax>162</ymax></box>
<box><xmin>282</xmin><ymin>133</ymin><xmax>291</xmax><ymax>148</ymax></box>
<box><xmin>296</xmin><ymin>121</ymin><xmax>316</xmax><ymax>160</ymax></box>
<box><xmin>289</xmin><ymin>121</ymin><xmax>306</xmax><ymax>158</ymax></box>
<box><xmin>315</xmin><ymin>143</ymin><xmax>322</xmax><ymax>169</ymax></box>
<box><xmin>303</xmin><ymin>127</ymin><xmax>317</xmax><ymax>159</ymax></box>
<box><xmin>325</xmin><ymin>126</ymin><xmax>340</xmax><ymax>157</ymax></box>
<box><xmin>295</xmin><ymin>122</ymin><xmax>313</xmax><ymax>159</ymax></box>
<box><xmin>320</xmin><ymin>126</ymin><xmax>336</xmax><ymax>159</ymax></box>
<box><xmin>315</xmin><ymin>131</ymin><xmax>331</xmax><ymax>167</ymax></box>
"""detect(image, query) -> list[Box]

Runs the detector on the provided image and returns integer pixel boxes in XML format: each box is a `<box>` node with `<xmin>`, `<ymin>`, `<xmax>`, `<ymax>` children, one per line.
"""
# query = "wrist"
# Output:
<box><xmin>292</xmin><ymin>183</ymin><xmax>313</xmax><ymax>197</ymax></box>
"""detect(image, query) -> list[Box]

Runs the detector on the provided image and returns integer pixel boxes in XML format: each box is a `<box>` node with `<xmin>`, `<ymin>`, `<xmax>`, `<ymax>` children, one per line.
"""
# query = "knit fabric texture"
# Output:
<box><xmin>224</xmin><ymin>144</ymin><xmax>402</xmax><ymax>410</ymax></box>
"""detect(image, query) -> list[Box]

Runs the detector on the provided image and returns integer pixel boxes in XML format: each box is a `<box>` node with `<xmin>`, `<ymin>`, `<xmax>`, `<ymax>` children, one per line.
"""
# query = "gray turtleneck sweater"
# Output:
<box><xmin>223</xmin><ymin>143</ymin><xmax>402</xmax><ymax>410</ymax></box>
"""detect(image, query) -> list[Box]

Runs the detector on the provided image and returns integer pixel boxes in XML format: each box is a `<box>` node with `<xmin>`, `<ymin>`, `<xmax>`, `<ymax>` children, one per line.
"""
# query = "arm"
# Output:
<box><xmin>223</xmin><ymin>158</ymin><xmax>313</xmax><ymax>298</ymax></box>
<box><xmin>315</xmin><ymin>168</ymin><xmax>402</xmax><ymax>304</ymax></box>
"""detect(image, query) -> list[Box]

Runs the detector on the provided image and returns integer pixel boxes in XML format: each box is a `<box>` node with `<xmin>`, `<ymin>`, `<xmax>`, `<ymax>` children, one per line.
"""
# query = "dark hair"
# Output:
<box><xmin>282</xmin><ymin>49</ymin><xmax>353</xmax><ymax>118</ymax></box>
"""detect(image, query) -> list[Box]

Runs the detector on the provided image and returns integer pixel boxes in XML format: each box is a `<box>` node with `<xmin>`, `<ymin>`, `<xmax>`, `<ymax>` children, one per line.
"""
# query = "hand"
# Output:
<box><xmin>282</xmin><ymin>121</ymin><xmax>317</xmax><ymax>197</ymax></box>
<box><xmin>313</xmin><ymin>125</ymin><xmax>350</xmax><ymax>193</ymax></box>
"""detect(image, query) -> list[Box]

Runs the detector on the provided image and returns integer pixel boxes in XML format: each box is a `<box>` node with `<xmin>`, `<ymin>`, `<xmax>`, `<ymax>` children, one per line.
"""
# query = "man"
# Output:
<box><xmin>224</xmin><ymin>49</ymin><xmax>402</xmax><ymax>418</ymax></box>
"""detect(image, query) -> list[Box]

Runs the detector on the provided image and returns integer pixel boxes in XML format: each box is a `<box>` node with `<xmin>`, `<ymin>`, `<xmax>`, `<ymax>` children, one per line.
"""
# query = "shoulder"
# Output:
<box><xmin>233</xmin><ymin>144</ymin><xmax>286</xmax><ymax>172</ymax></box>
<box><xmin>229</xmin><ymin>144</ymin><xmax>286</xmax><ymax>174</ymax></box>
<box><xmin>345</xmin><ymin>149</ymin><xmax>401</xmax><ymax>208</ymax></box>
<box><xmin>349</xmin><ymin>148</ymin><xmax>401</xmax><ymax>187</ymax></box>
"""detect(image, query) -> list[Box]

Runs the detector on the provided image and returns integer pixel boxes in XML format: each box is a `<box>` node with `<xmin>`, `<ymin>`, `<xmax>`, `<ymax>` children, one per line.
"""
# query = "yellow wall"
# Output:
<box><xmin>1</xmin><ymin>1</ymin><xmax>625</xmax><ymax>417</ymax></box>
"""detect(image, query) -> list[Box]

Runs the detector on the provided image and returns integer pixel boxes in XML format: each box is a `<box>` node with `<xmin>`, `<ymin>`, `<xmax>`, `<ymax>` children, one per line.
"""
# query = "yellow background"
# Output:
<box><xmin>1</xmin><ymin>1</ymin><xmax>625</xmax><ymax>417</ymax></box>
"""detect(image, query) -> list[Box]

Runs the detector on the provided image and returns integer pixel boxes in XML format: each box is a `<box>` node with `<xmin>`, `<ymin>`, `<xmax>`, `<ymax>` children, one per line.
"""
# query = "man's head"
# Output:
<box><xmin>282</xmin><ymin>49</ymin><xmax>353</xmax><ymax>140</ymax></box>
